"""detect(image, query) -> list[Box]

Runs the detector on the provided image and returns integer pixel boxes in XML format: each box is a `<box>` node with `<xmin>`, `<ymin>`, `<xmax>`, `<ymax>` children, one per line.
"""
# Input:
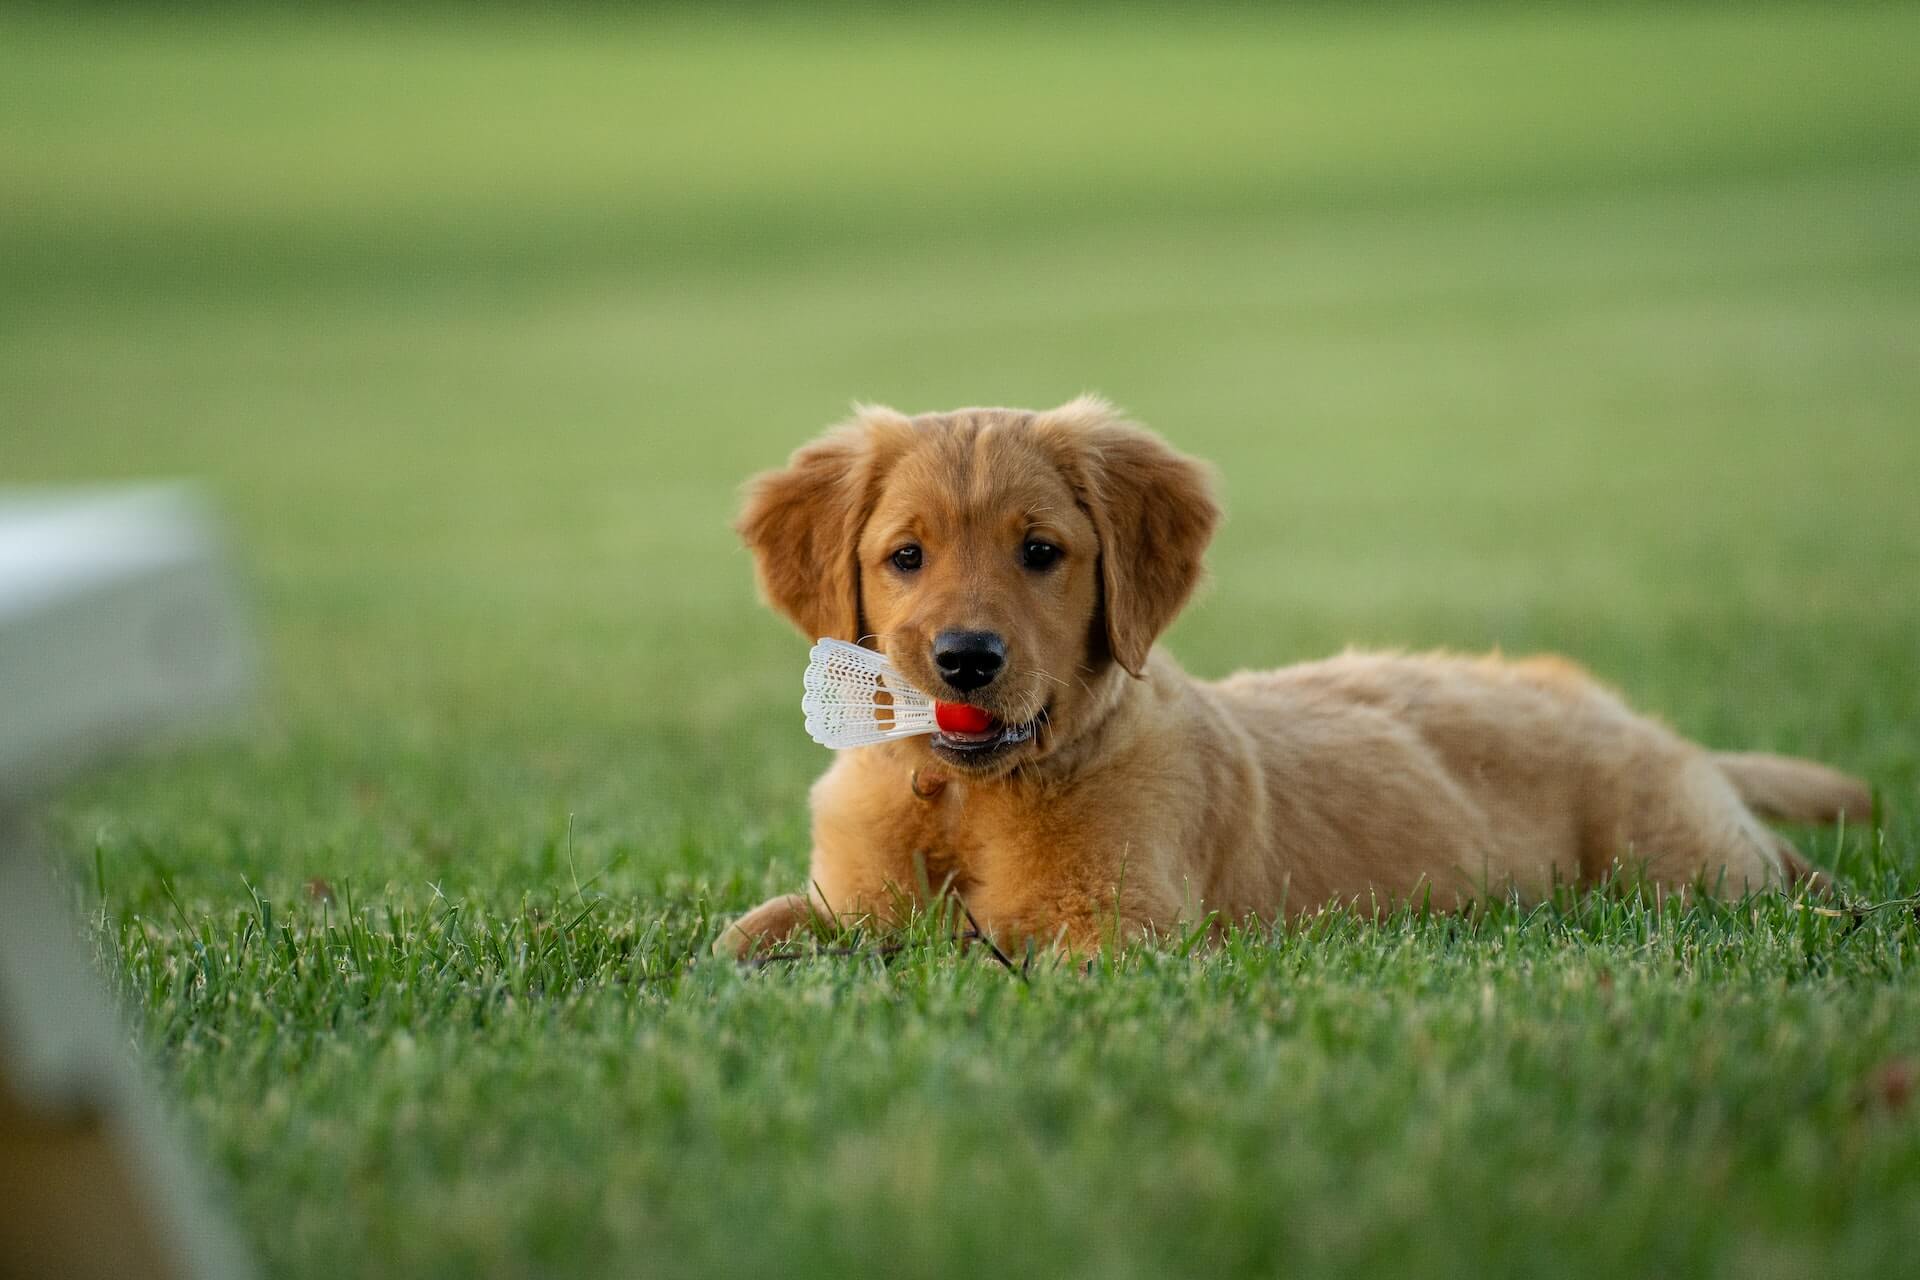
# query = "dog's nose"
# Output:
<box><xmin>932</xmin><ymin>630</ymin><xmax>1006</xmax><ymax>693</ymax></box>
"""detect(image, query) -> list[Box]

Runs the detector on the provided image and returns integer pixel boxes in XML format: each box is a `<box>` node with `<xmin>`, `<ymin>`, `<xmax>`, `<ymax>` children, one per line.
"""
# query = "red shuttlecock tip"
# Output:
<box><xmin>934</xmin><ymin>702</ymin><xmax>995</xmax><ymax>734</ymax></box>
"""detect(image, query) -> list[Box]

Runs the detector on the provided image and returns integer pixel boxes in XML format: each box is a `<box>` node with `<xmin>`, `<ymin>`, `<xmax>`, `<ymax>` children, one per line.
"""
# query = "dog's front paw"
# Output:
<box><xmin>711</xmin><ymin>892</ymin><xmax>818</xmax><ymax>960</ymax></box>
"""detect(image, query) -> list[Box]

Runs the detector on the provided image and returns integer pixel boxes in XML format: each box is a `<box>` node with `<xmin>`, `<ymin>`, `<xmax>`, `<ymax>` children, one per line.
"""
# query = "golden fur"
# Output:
<box><xmin>718</xmin><ymin>397</ymin><xmax>1872</xmax><ymax>956</ymax></box>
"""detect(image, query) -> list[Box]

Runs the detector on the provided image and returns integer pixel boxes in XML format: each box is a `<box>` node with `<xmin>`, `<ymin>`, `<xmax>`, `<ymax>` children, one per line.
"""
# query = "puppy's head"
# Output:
<box><xmin>738</xmin><ymin>396</ymin><xmax>1218</xmax><ymax>777</ymax></box>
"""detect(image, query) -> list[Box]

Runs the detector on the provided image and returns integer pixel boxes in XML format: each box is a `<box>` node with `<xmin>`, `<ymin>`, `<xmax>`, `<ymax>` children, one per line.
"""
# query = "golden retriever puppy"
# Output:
<box><xmin>717</xmin><ymin>396</ymin><xmax>1871</xmax><ymax>957</ymax></box>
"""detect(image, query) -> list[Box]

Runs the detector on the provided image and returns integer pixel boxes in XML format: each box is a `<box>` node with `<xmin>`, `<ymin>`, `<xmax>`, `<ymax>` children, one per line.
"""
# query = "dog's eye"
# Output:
<box><xmin>891</xmin><ymin>544</ymin><xmax>923</xmax><ymax>572</ymax></box>
<box><xmin>1021</xmin><ymin>540</ymin><xmax>1062</xmax><ymax>570</ymax></box>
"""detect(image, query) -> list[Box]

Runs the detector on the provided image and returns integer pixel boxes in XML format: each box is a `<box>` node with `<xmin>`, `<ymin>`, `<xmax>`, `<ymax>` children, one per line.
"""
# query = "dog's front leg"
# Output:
<box><xmin>965</xmin><ymin>865</ymin><xmax>1178</xmax><ymax>959</ymax></box>
<box><xmin>712</xmin><ymin>870</ymin><xmax>933</xmax><ymax>960</ymax></box>
<box><xmin>711</xmin><ymin>892</ymin><xmax>821</xmax><ymax>960</ymax></box>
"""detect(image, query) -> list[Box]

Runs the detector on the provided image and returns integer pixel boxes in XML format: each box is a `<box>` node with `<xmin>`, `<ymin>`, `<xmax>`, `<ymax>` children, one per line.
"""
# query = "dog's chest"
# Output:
<box><xmin>832</xmin><ymin>753</ymin><xmax>1049</xmax><ymax>903</ymax></box>
<box><xmin>891</xmin><ymin>770</ymin><xmax>1081</xmax><ymax>906</ymax></box>
<box><xmin>899</xmin><ymin>778</ymin><xmax>987</xmax><ymax>895</ymax></box>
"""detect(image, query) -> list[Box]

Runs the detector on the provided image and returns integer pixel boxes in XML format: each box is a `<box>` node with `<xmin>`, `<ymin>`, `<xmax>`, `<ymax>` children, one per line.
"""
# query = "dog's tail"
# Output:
<box><xmin>1713</xmin><ymin>752</ymin><xmax>1873</xmax><ymax>826</ymax></box>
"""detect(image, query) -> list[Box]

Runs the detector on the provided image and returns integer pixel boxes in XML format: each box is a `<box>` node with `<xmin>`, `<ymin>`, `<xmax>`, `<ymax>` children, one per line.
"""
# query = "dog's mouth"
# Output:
<box><xmin>930</xmin><ymin>704</ymin><xmax>1049</xmax><ymax>765</ymax></box>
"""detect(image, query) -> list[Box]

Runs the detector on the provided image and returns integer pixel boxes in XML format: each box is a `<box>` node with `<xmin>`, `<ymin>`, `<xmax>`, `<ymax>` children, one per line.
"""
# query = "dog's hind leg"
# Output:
<box><xmin>1762</xmin><ymin>830</ymin><xmax>1839</xmax><ymax>898</ymax></box>
<box><xmin>1618</xmin><ymin>751</ymin><xmax>1804</xmax><ymax>896</ymax></box>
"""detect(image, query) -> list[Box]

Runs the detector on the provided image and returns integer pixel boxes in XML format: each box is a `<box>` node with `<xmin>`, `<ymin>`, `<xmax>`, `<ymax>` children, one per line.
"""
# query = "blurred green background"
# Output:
<box><xmin>3</xmin><ymin>4</ymin><xmax>1918</xmax><ymax>1278</ymax></box>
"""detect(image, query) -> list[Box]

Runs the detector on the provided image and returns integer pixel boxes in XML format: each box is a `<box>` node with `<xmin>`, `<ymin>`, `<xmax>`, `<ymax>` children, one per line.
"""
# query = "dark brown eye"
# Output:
<box><xmin>891</xmin><ymin>544</ymin><xmax>923</xmax><ymax>572</ymax></box>
<box><xmin>1021</xmin><ymin>540</ymin><xmax>1062</xmax><ymax>570</ymax></box>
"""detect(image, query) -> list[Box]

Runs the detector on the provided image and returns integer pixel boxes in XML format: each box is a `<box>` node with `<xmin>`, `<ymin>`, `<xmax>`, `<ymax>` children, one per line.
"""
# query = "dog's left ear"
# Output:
<box><xmin>1037</xmin><ymin>396</ymin><xmax>1221</xmax><ymax>677</ymax></box>
<box><xmin>736</xmin><ymin>405</ymin><xmax>912</xmax><ymax>643</ymax></box>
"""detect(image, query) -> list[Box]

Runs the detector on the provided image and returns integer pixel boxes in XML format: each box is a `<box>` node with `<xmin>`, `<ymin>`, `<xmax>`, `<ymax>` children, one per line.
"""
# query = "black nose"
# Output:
<box><xmin>932</xmin><ymin>630</ymin><xmax>1006</xmax><ymax>693</ymax></box>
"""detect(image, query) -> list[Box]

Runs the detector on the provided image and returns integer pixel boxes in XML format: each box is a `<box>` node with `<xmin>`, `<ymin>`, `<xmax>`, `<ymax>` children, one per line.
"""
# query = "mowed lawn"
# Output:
<box><xmin>4</xmin><ymin>5</ymin><xmax>1920</xmax><ymax>1278</ymax></box>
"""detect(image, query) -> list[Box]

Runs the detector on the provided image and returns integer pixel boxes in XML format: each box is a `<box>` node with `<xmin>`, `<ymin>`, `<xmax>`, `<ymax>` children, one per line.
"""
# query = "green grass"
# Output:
<box><xmin>4</xmin><ymin>5</ymin><xmax>1919</xmax><ymax>1277</ymax></box>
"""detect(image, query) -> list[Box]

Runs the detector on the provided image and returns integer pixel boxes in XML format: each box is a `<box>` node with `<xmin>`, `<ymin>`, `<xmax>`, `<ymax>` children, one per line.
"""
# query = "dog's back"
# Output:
<box><xmin>1206</xmin><ymin>650</ymin><xmax>1863</xmax><ymax>911</ymax></box>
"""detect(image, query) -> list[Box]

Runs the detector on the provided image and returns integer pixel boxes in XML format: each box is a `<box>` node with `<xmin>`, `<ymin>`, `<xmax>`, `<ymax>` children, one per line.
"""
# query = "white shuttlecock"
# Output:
<box><xmin>802</xmin><ymin>638</ymin><xmax>938</xmax><ymax>749</ymax></box>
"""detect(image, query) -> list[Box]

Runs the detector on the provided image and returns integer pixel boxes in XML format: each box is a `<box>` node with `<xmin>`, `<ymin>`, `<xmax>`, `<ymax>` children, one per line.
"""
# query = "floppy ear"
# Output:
<box><xmin>736</xmin><ymin>406</ymin><xmax>911</xmax><ymax>642</ymax></box>
<box><xmin>1036</xmin><ymin>396</ymin><xmax>1221</xmax><ymax>677</ymax></box>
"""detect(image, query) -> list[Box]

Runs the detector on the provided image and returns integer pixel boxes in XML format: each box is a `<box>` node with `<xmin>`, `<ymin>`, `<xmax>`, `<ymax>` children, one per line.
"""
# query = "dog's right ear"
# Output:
<box><xmin>736</xmin><ymin>406</ymin><xmax>911</xmax><ymax>643</ymax></box>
